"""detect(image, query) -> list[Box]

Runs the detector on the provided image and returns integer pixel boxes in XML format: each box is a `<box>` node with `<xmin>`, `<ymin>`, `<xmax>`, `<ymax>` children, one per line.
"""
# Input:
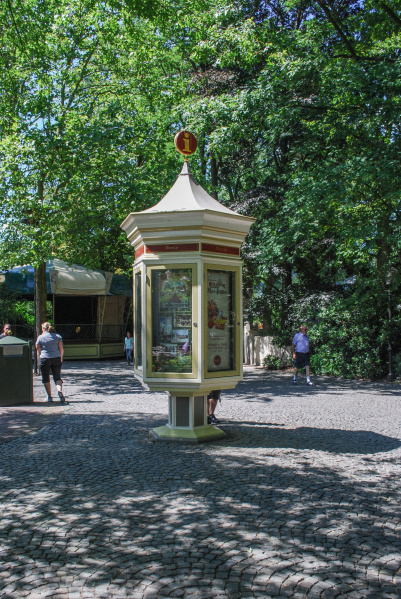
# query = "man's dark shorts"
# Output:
<box><xmin>294</xmin><ymin>352</ymin><xmax>310</xmax><ymax>368</ymax></box>
<box><xmin>40</xmin><ymin>357</ymin><xmax>62</xmax><ymax>384</ymax></box>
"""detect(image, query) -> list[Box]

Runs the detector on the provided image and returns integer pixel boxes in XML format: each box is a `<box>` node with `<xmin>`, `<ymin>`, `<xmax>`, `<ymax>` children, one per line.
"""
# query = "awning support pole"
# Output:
<box><xmin>98</xmin><ymin>296</ymin><xmax>106</xmax><ymax>342</ymax></box>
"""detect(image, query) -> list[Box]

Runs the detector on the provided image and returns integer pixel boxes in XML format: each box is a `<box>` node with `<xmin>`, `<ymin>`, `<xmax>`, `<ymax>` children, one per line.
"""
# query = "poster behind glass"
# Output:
<box><xmin>151</xmin><ymin>269</ymin><xmax>192</xmax><ymax>373</ymax></box>
<box><xmin>135</xmin><ymin>272</ymin><xmax>142</xmax><ymax>368</ymax></box>
<box><xmin>207</xmin><ymin>270</ymin><xmax>235</xmax><ymax>372</ymax></box>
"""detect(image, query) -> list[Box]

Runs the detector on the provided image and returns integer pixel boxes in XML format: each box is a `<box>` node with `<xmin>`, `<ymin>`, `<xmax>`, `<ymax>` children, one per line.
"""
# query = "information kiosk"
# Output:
<box><xmin>121</xmin><ymin>132</ymin><xmax>254</xmax><ymax>441</ymax></box>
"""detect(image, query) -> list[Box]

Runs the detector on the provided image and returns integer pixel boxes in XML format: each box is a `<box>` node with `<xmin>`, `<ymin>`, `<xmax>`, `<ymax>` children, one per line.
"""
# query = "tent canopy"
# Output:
<box><xmin>0</xmin><ymin>260</ymin><xmax>132</xmax><ymax>297</ymax></box>
<box><xmin>49</xmin><ymin>260</ymin><xmax>111</xmax><ymax>295</ymax></box>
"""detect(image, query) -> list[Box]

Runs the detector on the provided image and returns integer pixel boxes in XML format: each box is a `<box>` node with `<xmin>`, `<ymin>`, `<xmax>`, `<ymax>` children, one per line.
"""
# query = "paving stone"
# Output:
<box><xmin>0</xmin><ymin>364</ymin><xmax>400</xmax><ymax>599</ymax></box>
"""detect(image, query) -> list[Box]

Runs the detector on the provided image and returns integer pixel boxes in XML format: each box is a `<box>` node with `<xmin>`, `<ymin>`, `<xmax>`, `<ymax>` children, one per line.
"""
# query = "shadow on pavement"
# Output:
<box><xmin>226</xmin><ymin>368</ymin><xmax>401</xmax><ymax>400</ymax></box>
<box><xmin>0</xmin><ymin>405</ymin><xmax>64</xmax><ymax>444</ymax></box>
<box><xmin>219</xmin><ymin>421</ymin><xmax>401</xmax><ymax>454</ymax></box>
<box><xmin>57</xmin><ymin>361</ymin><xmax>144</xmax><ymax>396</ymax></box>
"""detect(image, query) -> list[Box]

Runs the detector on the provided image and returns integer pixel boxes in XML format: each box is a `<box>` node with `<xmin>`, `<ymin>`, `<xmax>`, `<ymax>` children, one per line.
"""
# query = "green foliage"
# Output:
<box><xmin>0</xmin><ymin>288</ymin><xmax>15</xmax><ymax>326</ymax></box>
<box><xmin>172</xmin><ymin>0</ymin><xmax>401</xmax><ymax>379</ymax></box>
<box><xmin>11</xmin><ymin>301</ymin><xmax>35</xmax><ymax>326</ymax></box>
<box><xmin>394</xmin><ymin>354</ymin><xmax>401</xmax><ymax>380</ymax></box>
<box><xmin>0</xmin><ymin>286</ymin><xmax>52</xmax><ymax>327</ymax></box>
<box><xmin>263</xmin><ymin>355</ymin><xmax>281</xmax><ymax>370</ymax></box>
<box><xmin>288</xmin><ymin>279</ymin><xmax>401</xmax><ymax>379</ymax></box>
<box><xmin>0</xmin><ymin>0</ymin><xmax>185</xmax><ymax>274</ymax></box>
<box><xmin>1</xmin><ymin>0</ymin><xmax>401</xmax><ymax>378</ymax></box>
<box><xmin>152</xmin><ymin>354</ymin><xmax>192</xmax><ymax>373</ymax></box>
<box><xmin>309</xmin><ymin>303</ymin><xmax>385</xmax><ymax>380</ymax></box>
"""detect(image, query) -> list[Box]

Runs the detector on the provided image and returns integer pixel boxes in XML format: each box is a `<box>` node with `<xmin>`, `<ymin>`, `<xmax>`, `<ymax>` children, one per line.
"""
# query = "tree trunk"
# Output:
<box><xmin>199</xmin><ymin>135</ymin><xmax>207</xmax><ymax>178</ymax></box>
<box><xmin>211</xmin><ymin>155</ymin><xmax>218</xmax><ymax>199</ymax></box>
<box><xmin>263</xmin><ymin>312</ymin><xmax>273</xmax><ymax>335</ymax></box>
<box><xmin>281</xmin><ymin>263</ymin><xmax>292</xmax><ymax>329</ymax></box>
<box><xmin>34</xmin><ymin>262</ymin><xmax>47</xmax><ymax>339</ymax></box>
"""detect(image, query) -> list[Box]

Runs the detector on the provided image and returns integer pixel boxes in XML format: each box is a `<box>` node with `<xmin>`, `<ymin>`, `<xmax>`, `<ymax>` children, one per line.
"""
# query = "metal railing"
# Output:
<box><xmin>3</xmin><ymin>324</ymin><xmax>35</xmax><ymax>340</ymax></box>
<box><xmin>53</xmin><ymin>324</ymin><xmax>127</xmax><ymax>342</ymax></box>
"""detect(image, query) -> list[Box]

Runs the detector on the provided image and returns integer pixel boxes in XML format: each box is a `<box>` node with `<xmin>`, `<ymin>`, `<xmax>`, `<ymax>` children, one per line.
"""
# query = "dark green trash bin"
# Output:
<box><xmin>0</xmin><ymin>335</ymin><xmax>33</xmax><ymax>406</ymax></box>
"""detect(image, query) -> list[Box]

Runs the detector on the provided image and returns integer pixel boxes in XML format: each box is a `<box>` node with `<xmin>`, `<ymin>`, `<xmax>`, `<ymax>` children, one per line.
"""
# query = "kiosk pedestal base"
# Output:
<box><xmin>150</xmin><ymin>393</ymin><xmax>226</xmax><ymax>443</ymax></box>
<box><xmin>150</xmin><ymin>424</ymin><xmax>226</xmax><ymax>443</ymax></box>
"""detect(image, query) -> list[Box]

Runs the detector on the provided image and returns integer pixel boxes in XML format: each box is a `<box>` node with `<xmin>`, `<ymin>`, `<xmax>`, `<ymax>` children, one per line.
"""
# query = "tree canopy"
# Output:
<box><xmin>1</xmin><ymin>0</ymin><xmax>400</xmax><ymax>377</ymax></box>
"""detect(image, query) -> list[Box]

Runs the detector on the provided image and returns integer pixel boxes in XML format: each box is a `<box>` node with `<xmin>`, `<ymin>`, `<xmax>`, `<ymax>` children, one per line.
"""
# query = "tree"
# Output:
<box><xmin>0</xmin><ymin>0</ymin><xmax>185</xmax><ymax>335</ymax></box>
<box><xmin>1</xmin><ymin>0</ymin><xmax>400</xmax><ymax>377</ymax></box>
<box><xmin>161</xmin><ymin>0</ymin><xmax>401</xmax><ymax>377</ymax></box>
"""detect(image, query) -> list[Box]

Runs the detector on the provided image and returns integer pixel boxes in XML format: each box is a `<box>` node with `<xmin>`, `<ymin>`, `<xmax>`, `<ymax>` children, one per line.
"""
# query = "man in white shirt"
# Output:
<box><xmin>292</xmin><ymin>325</ymin><xmax>313</xmax><ymax>386</ymax></box>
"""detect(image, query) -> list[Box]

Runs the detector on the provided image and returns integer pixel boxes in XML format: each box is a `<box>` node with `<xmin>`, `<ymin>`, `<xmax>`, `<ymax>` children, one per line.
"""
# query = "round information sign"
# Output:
<box><xmin>174</xmin><ymin>130</ymin><xmax>198</xmax><ymax>156</ymax></box>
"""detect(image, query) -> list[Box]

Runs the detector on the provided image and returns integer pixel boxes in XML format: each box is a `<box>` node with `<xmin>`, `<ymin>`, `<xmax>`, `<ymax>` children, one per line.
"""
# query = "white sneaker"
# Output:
<box><xmin>307</xmin><ymin>380</ymin><xmax>314</xmax><ymax>386</ymax></box>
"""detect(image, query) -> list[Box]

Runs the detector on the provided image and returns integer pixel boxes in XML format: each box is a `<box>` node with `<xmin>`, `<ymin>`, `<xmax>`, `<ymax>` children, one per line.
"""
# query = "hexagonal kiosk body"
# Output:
<box><xmin>121</xmin><ymin>162</ymin><xmax>254</xmax><ymax>442</ymax></box>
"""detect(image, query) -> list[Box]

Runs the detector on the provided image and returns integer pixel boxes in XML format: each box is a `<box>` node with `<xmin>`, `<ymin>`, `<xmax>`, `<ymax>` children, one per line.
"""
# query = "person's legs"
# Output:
<box><xmin>40</xmin><ymin>359</ymin><xmax>53</xmax><ymax>400</ymax></box>
<box><xmin>304</xmin><ymin>353</ymin><xmax>313</xmax><ymax>384</ymax></box>
<box><xmin>44</xmin><ymin>381</ymin><xmax>52</xmax><ymax>400</ymax></box>
<box><xmin>126</xmin><ymin>348</ymin><xmax>131</xmax><ymax>364</ymax></box>
<box><xmin>207</xmin><ymin>391</ymin><xmax>221</xmax><ymax>424</ymax></box>
<box><xmin>293</xmin><ymin>354</ymin><xmax>313</xmax><ymax>385</ymax></box>
<box><xmin>51</xmin><ymin>358</ymin><xmax>66</xmax><ymax>403</ymax></box>
<box><xmin>293</xmin><ymin>353</ymin><xmax>311</xmax><ymax>384</ymax></box>
<box><xmin>55</xmin><ymin>380</ymin><xmax>66</xmax><ymax>402</ymax></box>
<box><xmin>305</xmin><ymin>363</ymin><xmax>313</xmax><ymax>385</ymax></box>
<box><xmin>293</xmin><ymin>353</ymin><xmax>302</xmax><ymax>383</ymax></box>
<box><xmin>208</xmin><ymin>396</ymin><xmax>218</xmax><ymax>417</ymax></box>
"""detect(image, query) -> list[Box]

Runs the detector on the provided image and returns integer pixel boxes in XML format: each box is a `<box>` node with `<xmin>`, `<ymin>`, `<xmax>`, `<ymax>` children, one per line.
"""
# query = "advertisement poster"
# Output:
<box><xmin>207</xmin><ymin>270</ymin><xmax>234</xmax><ymax>372</ymax></box>
<box><xmin>159</xmin><ymin>270</ymin><xmax>191</xmax><ymax>313</ymax></box>
<box><xmin>152</xmin><ymin>269</ymin><xmax>192</xmax><ymax>373</ymax></box>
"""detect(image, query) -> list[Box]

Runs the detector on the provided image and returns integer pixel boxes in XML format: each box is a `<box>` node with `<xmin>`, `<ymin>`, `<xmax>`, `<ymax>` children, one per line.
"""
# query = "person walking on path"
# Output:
<box><xmin>124</xmin><ymin>331</ymin><xmax>134</xmax><ymax>365</ymax></box>
<box><xmin>0</xmin><ymin>323</ymin><xmax>12</xmax><ymax>339</ymax></box>
<box><xmin>292</xmin><ymin>325</ymin><xmax>313</xmax><ymax>386</ymax></box>
<box><xmin>35</xmin><ymin>322</ymin><xmax>66</xmax><ymax>403</ymax></box>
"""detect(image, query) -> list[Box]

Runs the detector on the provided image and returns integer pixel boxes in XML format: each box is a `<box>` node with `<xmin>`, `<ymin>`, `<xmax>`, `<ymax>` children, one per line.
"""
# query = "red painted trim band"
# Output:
<box><xmin>145</xmin><ymin>243</ymin><xmax>199</xmax><ymax>253</ymax></box>
<box><xmin>201</xmin><ymin>243</ymin><xmax>240</xmax><ymax>256</ymax></box>
<box><xmin>135</xmin><ymin>245</ymin><xmax>145</xmax><ymax>259</ymax></box>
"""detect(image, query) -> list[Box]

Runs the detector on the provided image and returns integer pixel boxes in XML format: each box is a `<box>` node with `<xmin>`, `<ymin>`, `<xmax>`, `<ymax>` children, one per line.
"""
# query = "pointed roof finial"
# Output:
<box><xmin>174</xmin><ymin>130</ymin><xmax>197</xmax><ymax>161</ymax></box>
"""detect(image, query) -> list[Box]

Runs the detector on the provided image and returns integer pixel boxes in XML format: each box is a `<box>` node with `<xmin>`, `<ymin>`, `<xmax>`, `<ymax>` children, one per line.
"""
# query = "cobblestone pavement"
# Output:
<box><xmin>0</xmin><ymin>404</ymin><xmax>65</xmax><ymax>445</ymax></box>
<box><xmin>1</xmin><ymin>362</ymin><xmax>401</xmax><ymax>599</ymax></box>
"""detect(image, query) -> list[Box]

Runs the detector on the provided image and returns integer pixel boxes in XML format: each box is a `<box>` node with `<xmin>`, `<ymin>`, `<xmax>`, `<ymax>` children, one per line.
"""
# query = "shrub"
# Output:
<box><xmin>270</xmin><ymin>284</ymin><xmax>401</xmax><ymax>380</ymax></box>
<box><xmin>308</xmin><ymin>297</ymin><xmax>389</xmax><ymax>379</ymax></box>
<box><xmin>394</xmin><ymin>354</ymin><xmax>401</xmax><ymax>379</ymax></box>
<box><xmin>263</xmin><ymin>355</ymin><xmax>282</xmax><ymax>370</ymax></box>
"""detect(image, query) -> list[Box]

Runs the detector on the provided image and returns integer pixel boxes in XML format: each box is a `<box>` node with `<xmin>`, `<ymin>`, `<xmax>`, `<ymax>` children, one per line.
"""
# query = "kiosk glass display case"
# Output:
<box><xmin>149</xmin><ymin>266</ymin><xmax>196</xmax><ymax>375</ymax></box>
<box><xmin>134</xmin><ymin>270</ymin><xmax>142</xmax><ymax>371</ymax></box>
<box><xmin>204</xmin><ymin>264</ymin><xmax>241</xmax><ymax>379</ymax></box>
<box><xmin>206</xmin><ymin>268</ymin><xmax>236</xmax><ymax>373</ymax></box>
